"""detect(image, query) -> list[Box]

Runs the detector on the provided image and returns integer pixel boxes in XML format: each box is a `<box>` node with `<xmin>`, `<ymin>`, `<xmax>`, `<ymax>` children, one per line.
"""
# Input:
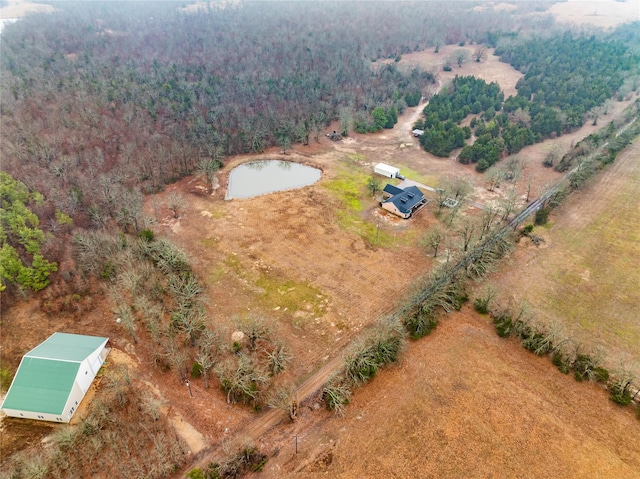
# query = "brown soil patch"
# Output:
<box><xmin>396</xmin><ymin>45</ymin><xmax>523</xmax><ymax>98</ymax></box>
<box><xmin>256</xmin><ymin>308</ymin><xmax>640</xmax><ymax>478</ymax></box>
<box><xmin>549</xmin><ymin>0</ymin><xmax>640</xmax><ymax>29</ymax></box>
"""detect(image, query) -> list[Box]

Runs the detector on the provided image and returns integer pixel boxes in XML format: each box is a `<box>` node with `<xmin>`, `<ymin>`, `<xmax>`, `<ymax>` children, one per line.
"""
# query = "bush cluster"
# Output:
<box><xmin>490</xmin><ymin>305</ymin><xmax>639</xmax><ymax>412</ymax></box>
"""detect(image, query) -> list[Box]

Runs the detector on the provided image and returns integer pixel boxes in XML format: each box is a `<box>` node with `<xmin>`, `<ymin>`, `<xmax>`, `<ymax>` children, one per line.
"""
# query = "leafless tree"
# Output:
<box><xmin>499</xmin><ymin>187</ymin><xmax>520</xmax><ymax>221</ymax></box>
<box><xmin>472</xmin><ymin>46</ymin><xmax>487</xmax><ymax>62</ymax></box>
<box><xmin>236</xmin><ymin>315</ymin><xmax>270</xmax><ymax>351</ymax></box>
<box><xmin>264</xmin><ymin>342</ymin><xmax>291</xmax><ymax>375</ymax></box>
<box><xmin>161</xmin><ymin>335</ymin><xmax>190</xmax><ymax>381</ymax></box>
<box><xmin>486</xmin><ymin>168</ymin><xmax>504</xmax><ymax>192</ymax></box>
<box><xmin>166</xmin><ymin>192</ymin><xmax>186</xmax><ymax>219</ymax></box>
<box><xmin>455</xmin><ymin>217</ymin><xmax>477</xmax><ymax>253</ymax></box>
<box><xmin>421</xmin><ymin>227</ymin><xmax>445</xmax><ymax>258</ymax></box>
<box><xmin>217</xmin><ymin>355</ymin><xmax>269</xmax><ymax>405</ymax></box>
<box><xmin>195</xmin><ymin>329</ymin><xmax>220</xmax><ymax>389</ymax></box>
<box><xmin>267</xmin><ymin>385</ymin><xmax>298</xmax><ymax>421</ymax></box>
<box><xmin>449</xmin><ymin>48</ymin><xmax>471</xmax><ymax>67</ymax></box>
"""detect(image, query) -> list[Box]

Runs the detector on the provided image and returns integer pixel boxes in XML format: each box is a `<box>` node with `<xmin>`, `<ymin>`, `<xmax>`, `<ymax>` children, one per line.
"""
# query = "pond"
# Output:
<box><xmin>227</xmin><ymin>160</ymin><xmax>322</xmax><ymax>199</ymax></box>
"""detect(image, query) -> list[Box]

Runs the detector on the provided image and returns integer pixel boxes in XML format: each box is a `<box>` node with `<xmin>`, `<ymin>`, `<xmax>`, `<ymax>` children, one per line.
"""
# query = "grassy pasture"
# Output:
<box><xmin>498</xmin><ymin>137</ymin><xmax>640</xmax><ymax>373</ymax></box>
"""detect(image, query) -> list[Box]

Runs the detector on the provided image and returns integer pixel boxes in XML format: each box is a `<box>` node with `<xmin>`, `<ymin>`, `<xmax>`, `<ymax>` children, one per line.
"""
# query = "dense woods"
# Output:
<box><xmin>417</xmin><ymin>32</ymin><xmax>638</xmax><ymax>171</ymax></box>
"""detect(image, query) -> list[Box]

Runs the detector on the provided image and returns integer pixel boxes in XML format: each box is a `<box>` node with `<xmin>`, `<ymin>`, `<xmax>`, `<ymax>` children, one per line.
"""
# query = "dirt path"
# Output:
<box><xmin>191</xmin><ymin>352</ymin><xmax>344</xmax><ymax>469</ymax></box>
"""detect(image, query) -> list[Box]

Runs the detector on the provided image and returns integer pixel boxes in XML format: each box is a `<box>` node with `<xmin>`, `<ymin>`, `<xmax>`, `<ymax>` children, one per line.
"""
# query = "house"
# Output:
<box><xmin>374</xmin><ymin>163</ymin><xmax>401</xmax><ymax>178</ymax></box>
<box><xmin>381</xmin><ymin>184</ymin><xmax>429</xmax><ymax>219</ymax></box>
<box><xmin>1</xmin><ymin>332</ymin><xmax>110</xmax><ymax>423</ymax></box>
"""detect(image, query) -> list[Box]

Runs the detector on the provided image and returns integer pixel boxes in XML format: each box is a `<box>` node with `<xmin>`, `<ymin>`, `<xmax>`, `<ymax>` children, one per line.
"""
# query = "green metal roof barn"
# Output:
<box><xmin>1</xmin><ymin>333</ymin><xmax>110</xmax><ymax>423</ymax></box>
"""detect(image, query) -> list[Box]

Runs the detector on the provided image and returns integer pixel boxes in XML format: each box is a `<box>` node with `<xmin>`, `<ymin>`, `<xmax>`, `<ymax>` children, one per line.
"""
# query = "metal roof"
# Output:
<box><xmin>1</xmin><ymin>333</ymin><xmax>108</xmax><ymax>416</ymax></box>
<box><xmin>27</xmin><ymin>332</ymin><xmax>107</xmax><ymax>362</ymax></box>
<box><xmin>383</xmin><ymin>184</ymin><xmax>404</xmax><ymax>196</ymax></box>
<box><xmin>383</xmin><ymin>185</ymin><xmax>425</xmax><ymax>214</ymax></box>
<box><xmin>1</xmin><ymin>357</ymin><xmax>79</xmax><ymax>414</ymax></box>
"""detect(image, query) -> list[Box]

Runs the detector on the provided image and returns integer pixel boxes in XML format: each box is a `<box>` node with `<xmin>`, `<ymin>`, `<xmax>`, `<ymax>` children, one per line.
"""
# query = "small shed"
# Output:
<box><xmin>412</xmin><ymin>129</ymin><xmax>425</xmax><ymax>137</ymax></box>
<box><xmin>1</xmin><ymin>332</ymin><xmax>110</xmax><ymax>423</ymax></box>
<box><xmin>374</xmin><ymin>163</ymin><xmax>400</xmax><ymax>178</ymax></box>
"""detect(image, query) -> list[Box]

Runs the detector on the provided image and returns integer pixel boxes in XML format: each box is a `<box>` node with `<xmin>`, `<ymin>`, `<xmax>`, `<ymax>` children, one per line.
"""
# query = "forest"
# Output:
<box><xmin>417</xmin><ymin>33</ymin><xmax>638</xmax><ymax>170</ymax></box>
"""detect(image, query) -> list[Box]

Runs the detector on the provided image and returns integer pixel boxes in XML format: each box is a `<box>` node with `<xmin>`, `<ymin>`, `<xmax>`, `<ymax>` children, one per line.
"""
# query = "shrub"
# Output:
<box><xmin>0</xmin><ymin>366</ymin><xmax>12</xmax><ymax>393</ymax></box>
<box><xmin>492</xmin><ymin>311</ymin><xmax>513</xmax><ymax>338</ymax></box>
<box><xmin>474</xmin><ymin>297</ymin><xmax>490</xmax><ymax>314</ymax></box>
<box><xmin>609</xmin><ymin>379</ymin><xmax>634</xmax><ymax>406</ymax></box>
<box><xmin>185</xmin><ymin>468</ymin><xmax>206</xmax><ymax>479</ymax></box>
<box><xmin>534</xmin><ymin>207</ymin><xmax>550</xmax><ymax>225</ymax></box>
<box><xmin>552</xmin><ymin>352</ymin><xmax>571</xmax><ymax>374</ymax></box>
<box><xmin>323</xmin><ymin>377</ymin><xmax>351</xmax><ymax>415</ymax></box>
<box><xmin>139</xmin><ymin>229</ymin><xmax>155</xmax><ymax>242</ymax></box>
<box><xmin>521</xmin><ymin>224</ymin><xmax>534</xmax><ymax>235</ymax></box>
<box><xmin>191</xmin><ymin>361</ymin><xmax>203</xmax><ymax>378</ymax></box>
<box><xmin>473</xmin><ymin>288</ymin><xmax>496</xmax><ymax>315</ymax></box>
<box><xmin>594</xmin><ymin>367</ymin><xmax>610</xmax><ymax>383</ymax></box>
<box><xmin>344</xmin><ymin>328</ymin><xmax>403</xmax><ymax>385</ymax></box>
<box><xmin>573</xmin><ymin>354</ymin><xmax>607</xmax><ymax>382</ymax></box>
<box><xmin>404</xmin><ymin>308</ymin><xmax>438</xmax><ymax>339</ymax></box>
<box><xmin>521</xmin><ymin>331</ymin><xmax>553</xmax><ymax>356</ymax></box>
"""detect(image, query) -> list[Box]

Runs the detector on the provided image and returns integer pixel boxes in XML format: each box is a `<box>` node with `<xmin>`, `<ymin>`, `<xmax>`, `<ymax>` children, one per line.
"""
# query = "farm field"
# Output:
<box><xmin>256</xmin><ymin>307</ymin><xmax>640</xmax><ymax>478</ymax></box>
<box><xmin>491</xmin><ymin>136</ymin><xmax>640</xmax><ymax>377</ymax></box>
<box><xmin>550</xmin><ymin>0</ymin><xmax>640</xmax><ymax>29</ymax></box>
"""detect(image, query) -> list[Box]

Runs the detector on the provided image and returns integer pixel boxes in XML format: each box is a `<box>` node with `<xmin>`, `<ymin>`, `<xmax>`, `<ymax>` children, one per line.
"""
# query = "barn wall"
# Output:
<box><xmin>1</xmin><ymin>408</ymin><xmax>66</xmax><ymax>422</ymax></box>
<box><xmin>62</xmin><ymin>381</ymin><xmax>85</xmax><ymax>422</ymax></box>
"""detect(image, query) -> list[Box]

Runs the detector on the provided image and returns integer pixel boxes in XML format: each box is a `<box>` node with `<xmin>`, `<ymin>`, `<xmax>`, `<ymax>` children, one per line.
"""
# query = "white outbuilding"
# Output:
<box><xmin>374</xmin><ymin>163</ymin><xmax>401</xmax><ymax>178</ymax></box>
<box><xmin>1</xmin><ymin>332</ymin><xmax>110</xmax><ymax>423</ymax></box>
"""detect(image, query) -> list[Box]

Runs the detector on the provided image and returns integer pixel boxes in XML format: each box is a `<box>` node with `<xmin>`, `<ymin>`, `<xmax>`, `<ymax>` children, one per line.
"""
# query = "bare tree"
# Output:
<box><xmin>499</xmin><ymin>187</ymin><xmax>519</xmax><ymax>221</ymax></box>
<box><xmin>217</xmin><ymin>356</ymin><xmax>269</xmax><ymax>405</ymax></box>
<box><xmin>162</xmin><ymin>335</ymin><xmax>189</xmax><ymax>381</ymax></box>
<box><xmin>455</xmin><ymin>217</ymin><xmax>477</xmax><ymax>253</ymax></box>
<box><xmin>195</xmin><ymin>329</ymin><xmax>220</xmax><ymax>389</ymax></box>
<box><xmin>449</xmin><ymin>48</ymin><xmax>471</xmax><ymax>67</ymax></box>
<box><xmin>486</xmin><ymin>168</ymin><xmax>504</xmax><ymax>192</ymax></box>
<box><xmin>264</xmin><ymin>342</ymin><xmax>291</xmax><ymax>375</ymax></box>
<box><xmin>503</xmin><ymin>156</ymin><xmax>525</xmax><ymax>183</ymax></box>
<box><xmin>267</xmin><ymin>384</ymin><xmax>298</xmax><ymax>421</ymax></box>
<box><xmin>166</xmin><ymin>192</ymin><xmax>186</xmax><ymax>219</ymax></box>
<box><xmin>448</xmin><ymin>175</ymin><xmax>474</xmax><ymax>201</ymax></box>
<box><xmin>421</xmin><ymin>227</ymin><xmax>445</xmax><ymax>258</ymax></box>
<box><xmin>472</xmin><ymin>46</ymin><xmax>487</xmax><ymax>62</ymax></box>
<box><xmin>479</xmin><ymin>206</ymin><xmax>500</xmax><ymax>239</ymax></box>
<box><xmin>198</xmin><ymin>158</ymin><xmax>221</xmax><ymax>191</ymax></box>
<box><xmin>237</xmin><ymin>316</ymin><xmax>270</xmax><ymax>351</ymax></box>
<box><xmin>339</xmin><ymin>107</ymin><xmax>352</xmax><ymax>136</ymax></box>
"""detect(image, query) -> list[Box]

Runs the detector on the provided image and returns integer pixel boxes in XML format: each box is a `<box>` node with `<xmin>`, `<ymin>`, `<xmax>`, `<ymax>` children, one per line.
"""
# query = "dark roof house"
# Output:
<box><xmin>380</xmin><ymin>184</ymin><xmax>428</xmax><ymax>219</ymax></box>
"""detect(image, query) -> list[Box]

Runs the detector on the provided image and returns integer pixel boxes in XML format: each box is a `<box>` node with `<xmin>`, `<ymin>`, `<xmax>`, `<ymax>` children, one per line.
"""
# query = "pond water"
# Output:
<box><xmin>227</xmin><ymin>160</ymin><xmax>321</xmax><ymax>199</ymax></box>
